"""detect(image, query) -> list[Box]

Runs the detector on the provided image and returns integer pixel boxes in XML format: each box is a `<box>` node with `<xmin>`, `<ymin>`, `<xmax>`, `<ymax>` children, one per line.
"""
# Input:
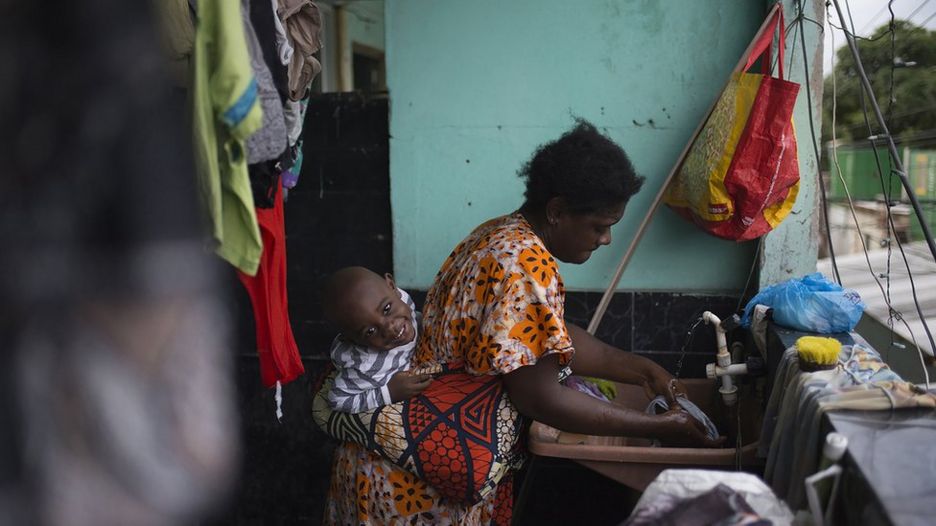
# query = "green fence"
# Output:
<box><xmin>826</xmin><ymin>145</ymin><xmax>936</xmax><ymax>240</ymax></box>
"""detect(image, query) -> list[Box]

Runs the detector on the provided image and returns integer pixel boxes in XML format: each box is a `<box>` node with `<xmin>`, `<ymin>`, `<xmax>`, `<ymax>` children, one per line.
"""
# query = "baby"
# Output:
<box><xmin>321</xmin><ymin>266</ymin><xmax>432</xmax><ymax>413</ymax></box>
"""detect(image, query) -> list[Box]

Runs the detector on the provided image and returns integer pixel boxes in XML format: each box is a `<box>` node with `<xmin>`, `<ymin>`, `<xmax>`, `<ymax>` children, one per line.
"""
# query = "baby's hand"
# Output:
<box><xmin>388</xmin><ymin>371</ymin><xmax>433</xmax><ymax>402</ymax></box>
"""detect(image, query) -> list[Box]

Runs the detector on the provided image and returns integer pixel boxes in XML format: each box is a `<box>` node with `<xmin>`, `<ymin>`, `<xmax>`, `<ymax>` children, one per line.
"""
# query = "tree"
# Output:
<box><xmin>822</xmin><ymin>20</ymin><xmax>936</xmax><ymax>143</ymax></box>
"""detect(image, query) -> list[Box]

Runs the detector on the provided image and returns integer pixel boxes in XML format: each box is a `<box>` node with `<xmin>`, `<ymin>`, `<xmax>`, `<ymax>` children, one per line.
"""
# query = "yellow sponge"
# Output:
<box><xmin>796</xmin><ymin>336</ymin><xmax>841</xmax><ymax>372</ymax></box>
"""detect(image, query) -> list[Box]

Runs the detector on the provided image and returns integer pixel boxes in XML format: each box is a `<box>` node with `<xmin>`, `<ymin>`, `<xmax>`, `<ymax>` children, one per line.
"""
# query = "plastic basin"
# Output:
<box><xmin>528</xmin><ymin>378</ymin><xmax>764</xmax><ymax>491</ymax></box>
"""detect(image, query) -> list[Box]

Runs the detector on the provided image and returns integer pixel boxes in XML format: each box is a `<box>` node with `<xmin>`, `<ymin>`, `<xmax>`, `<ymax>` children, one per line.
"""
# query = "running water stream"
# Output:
<box><xmin>673</xmin><ymin>317</ymin><xmax>705</xmax><ymax>380</ymax></box>
<box><xmin>673</xmin><ymin>315</ymin><xmax>743</xmax><ymax>454</ymax></box>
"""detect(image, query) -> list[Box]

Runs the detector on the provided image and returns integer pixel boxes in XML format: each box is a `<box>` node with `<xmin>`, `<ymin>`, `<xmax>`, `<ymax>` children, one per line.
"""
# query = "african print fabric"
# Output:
<box><xmin>314</xmin><ymin>362</ymin><xmax>526</xmax><ymax>504</ymax></box>
<box><xmin>321</xmin><ymin>212</ymin><xmax>573</xmax><ymax>525</ymax></box>
<box><xmin>415</xmin><ymin>212</ymin><xmax>574</xmax><ymax>372</ymax></box>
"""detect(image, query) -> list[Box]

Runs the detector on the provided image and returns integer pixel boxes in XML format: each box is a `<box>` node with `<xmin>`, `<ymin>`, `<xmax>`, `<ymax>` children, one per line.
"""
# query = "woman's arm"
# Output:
<box><xmin>503</xmin><ymin>354</ymin><xmax>721</xmax><ymax>447</ymax></box>
<box><xmin>566</xmin><ymin>322</ymin><xmax>683</xmax><ymax>404</ymax></box>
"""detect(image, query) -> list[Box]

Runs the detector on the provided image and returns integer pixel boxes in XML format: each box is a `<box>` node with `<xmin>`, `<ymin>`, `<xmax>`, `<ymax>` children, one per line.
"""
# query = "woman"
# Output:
<box><xmin>324</xmin><ymin>120</ymin><xmax>722</xmax><ymax>525</ymax></box>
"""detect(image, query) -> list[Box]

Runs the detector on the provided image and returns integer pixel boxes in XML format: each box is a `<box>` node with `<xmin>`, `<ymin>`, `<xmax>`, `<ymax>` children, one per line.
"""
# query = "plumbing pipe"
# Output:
<box><xmin>702</xmin><ymin>311</ymin><xmax>738</xmax><ymax>406</ymax></box>
<box><xmin>805</xmin><ymin>465</ymin><xmax>843</xmax><ymax>526</ymax></box>
<box><xmin>731</xmin><ymin>341</ymin><xmax>745</xmax><ymax>364</ymax></box>
<box><xmin>706</xmin><ymin>363</ymin><xmax>749</xmax><ymax>379</ymax></box>
<box><xmin>805</xmin><ymin>434</ymin><xmax>848</xmax><ymax>526</ymax></box>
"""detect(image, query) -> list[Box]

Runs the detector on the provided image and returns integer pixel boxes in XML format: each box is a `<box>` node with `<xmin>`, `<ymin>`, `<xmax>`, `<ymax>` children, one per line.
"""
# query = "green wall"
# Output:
<box><xmin>386</xmin><ymin>0</ymin><xmax>812</xmax><ymax>292</ymax></box>
<box><xmin>827</xmin><ymin>147</ymin><xmax>899</xmax><ymax>200</ymax></box>
<box><xmin>345</xmin><ymin>1</ymin><xmax>385</xmax><ymax>52</ymax></box>
<box><xmin>827</xmin><ymin>146</ymin><xmax>936</xmax><ymax>241</ymax></box>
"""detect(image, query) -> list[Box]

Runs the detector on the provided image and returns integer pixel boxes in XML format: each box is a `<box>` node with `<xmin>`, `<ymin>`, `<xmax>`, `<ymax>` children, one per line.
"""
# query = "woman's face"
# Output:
<box><xmin>549</xmin><ymin>202</ymin><xmax>626</xmax><ymax>264</ymax></box>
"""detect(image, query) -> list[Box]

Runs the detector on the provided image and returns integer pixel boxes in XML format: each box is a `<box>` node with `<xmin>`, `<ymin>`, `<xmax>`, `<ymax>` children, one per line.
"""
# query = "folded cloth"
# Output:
<box><xmin>646</xmin><ymin>395</ymin><xmax>720</xmax><ymax>441</ymax></box>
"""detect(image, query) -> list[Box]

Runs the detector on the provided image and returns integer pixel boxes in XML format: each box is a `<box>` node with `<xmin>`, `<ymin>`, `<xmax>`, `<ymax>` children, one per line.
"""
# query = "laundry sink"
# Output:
<box><xmin>528</xmin><ymin>378</ymin><xmax>764</xmax><ymax>491</ymax></box>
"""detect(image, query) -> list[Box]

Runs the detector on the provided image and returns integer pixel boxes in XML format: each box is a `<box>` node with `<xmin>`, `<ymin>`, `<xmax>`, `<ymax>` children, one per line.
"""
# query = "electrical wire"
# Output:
<box><xmin>905</xmin><ymin>0</ymin><xmax>934</xmax><ymax>26</ymax></box>
<box><xmin>827</xmin><ymin>18</ymin><xmax>889</xmax><ymax>303</ymax></box>
<box><xmin>842</xmin><ymin>0</ymin><xmax>936</xmax><ymax>370</ymax></box>
<box><xmin>884</xmin><ymin>1</ymin><xmax>897</xmax><ymax>353</ymax></box>
<box><xmin>792</xmin><ymin>0</ymin><xmax>841</xmax><ymax>284</ymax></box>
<box><xmin>828</xmin><ymin>20</ymin><xmax>893</xmax><ymax>41</ymax></box>
<box><xmin>735</xmin><ymin>237</ymin><xmax>764</xmax><ymax>314</ymax></box>
<box><xmin>827</xmin><ymin>0</ymin><xmax>934</xmax><ymax>386</ymax></box>
<box><xmin>835</xmin><ymin>111</ymin><xmax>936</xmax><ymax>134</ymax></box>
<box><xmin>915</xmin><ymin>10</ymin><xmax>936</xmax><ymax>27</ymax></box>
<box><xmin>857</xmin><ymin>2</ymin><xmax>891</xmax><ymax>34</ymax></box>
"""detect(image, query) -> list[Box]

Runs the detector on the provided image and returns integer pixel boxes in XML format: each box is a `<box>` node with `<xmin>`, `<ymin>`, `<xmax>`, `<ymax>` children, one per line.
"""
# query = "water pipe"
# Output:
<box><xmin>706</xmin><ymin>363</ymin><xmax>749</xmax><ymax>378</ymax></box>
<box><xmin>702</xmin><ymin>311</ymin><xmax>738</xmax><ymax>406</ymax></box>
<box><xmin>805</xmin><ymin>432</ymin><xmax>849</xmax><ymax>526</ymax></box>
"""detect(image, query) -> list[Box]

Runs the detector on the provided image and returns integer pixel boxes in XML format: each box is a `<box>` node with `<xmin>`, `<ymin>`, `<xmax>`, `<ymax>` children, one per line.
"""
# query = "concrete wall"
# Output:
<box><xmin>344</xmin><ymin>0</ymin><xmax>384</xmax><ymax>51</ymax></box>
<box><xmin>386</xmin><ymin>0</ymin><xmax>821</xmax><ymax>292</ymax></box>
<box><xmin>759</xmin><ymin>0</ymin><xmax>824</xmax><ymax>288</ymax></box>
<box><xmin>333</xmin><ymin>0</ymin><xmax>385</xmax><ymax>91</ymax></box>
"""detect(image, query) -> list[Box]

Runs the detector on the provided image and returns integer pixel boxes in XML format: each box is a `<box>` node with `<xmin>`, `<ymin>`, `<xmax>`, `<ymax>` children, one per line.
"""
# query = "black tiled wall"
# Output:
<box><xmin>285</xmin><ymin>93</ymin><xmax>393</xmax><ymax>359</ymax></box>
<box><xmin>567</xmin><ymin>290</ymin><xmax>741</xmax><ymax>378</ymax></box>
<box><xmin>413</xmin><ymin>289</ymin><xmax>742</xmax><ymax>378</ymax></box>
<box><xmin>216</xmin><ymin>93</ymin><xmax>391</xmax><ymax>524</ymax></box>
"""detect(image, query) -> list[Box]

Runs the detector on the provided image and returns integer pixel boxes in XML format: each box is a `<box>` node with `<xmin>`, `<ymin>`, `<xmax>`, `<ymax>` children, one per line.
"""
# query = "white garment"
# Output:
<box><xmin>327</xmin><ymin>289</ymin><xmax>419</xmax><ymax>413</ymax></box>
<box><xmin>283</xmin><ymin>98</ymin><xmax>305</xmax><ymax>146</ymax></box>
<box><xmin>270</xmin><ymin>0</ymin><xmax>293</xmax><ymax>65</ymax></box>
<box><xmin>270</xmin><ymin>0</ymin><xmax>293</xmax><ymax>66</ymax></box>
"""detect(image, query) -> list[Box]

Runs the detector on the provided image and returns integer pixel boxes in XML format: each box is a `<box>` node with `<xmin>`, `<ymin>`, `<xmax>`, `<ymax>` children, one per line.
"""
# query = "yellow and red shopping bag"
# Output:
<box><xmin>663</xmin><ymin>6</ymin><xmax>800</xmax><ymax>241</ymax></box>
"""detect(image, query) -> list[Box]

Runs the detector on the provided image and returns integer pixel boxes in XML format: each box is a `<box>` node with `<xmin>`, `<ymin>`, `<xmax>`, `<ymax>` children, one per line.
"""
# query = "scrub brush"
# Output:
<box><xmin>796</xmin><ymin>336</ymin><xmax>841</xmax><ymax>372</ymax></box>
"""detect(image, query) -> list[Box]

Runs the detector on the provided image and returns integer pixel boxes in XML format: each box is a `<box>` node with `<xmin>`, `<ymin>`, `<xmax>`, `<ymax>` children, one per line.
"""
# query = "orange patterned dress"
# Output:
<box><xmin>324</xmin><ymin>213</ymin><xmax>574</xmax><ymax>525</ymax></box>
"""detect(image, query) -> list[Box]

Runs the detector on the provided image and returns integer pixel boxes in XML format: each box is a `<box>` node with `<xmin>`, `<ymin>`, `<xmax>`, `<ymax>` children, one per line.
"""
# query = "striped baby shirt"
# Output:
<box><xmin>327</xmin><ymin>289</ymin><xmax>419</xmax><ymax>413</ymax></box>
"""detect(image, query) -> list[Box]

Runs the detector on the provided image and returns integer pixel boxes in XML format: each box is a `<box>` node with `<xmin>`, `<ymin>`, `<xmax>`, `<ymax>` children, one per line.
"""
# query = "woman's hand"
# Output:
<box><xmin>659</xmin><ymin>408</ymin><xmax>726</xmax><ymax>448</ymax></box>
<box><xmin>639</xmin><ymin>360</ymin><xmax>685</xmax><ymax>405</ymax></box>
<box><xmin>567</xmin><ymin>323</ymin><xmax>686</xmax><ymax>403</ymax></box>
<box><xmin>387</xmin><ymin>371</ymin><xmax>432</xmax><ymax>402</ymax></box>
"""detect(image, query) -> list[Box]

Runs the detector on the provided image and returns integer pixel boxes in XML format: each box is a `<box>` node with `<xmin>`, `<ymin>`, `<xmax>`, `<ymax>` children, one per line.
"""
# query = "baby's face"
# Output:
<box><xmin>339</xmin><ymin>275</ymin><xmax>414</xmax><ymax>351</ymax></box>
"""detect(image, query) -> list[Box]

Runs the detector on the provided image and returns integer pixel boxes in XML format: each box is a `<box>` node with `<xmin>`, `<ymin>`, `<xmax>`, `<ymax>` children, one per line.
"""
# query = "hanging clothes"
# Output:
<box><xmin>248</xmin><ymin>0</ymin><xmax>290</xmax><ymax>104</ymax></box>
<box><xmin>192</xmin><ymin>0</ymin><xmax>265</xmax><ymax>276</ymax></box>
<box><xmin>236</xmin><ymin>179</ymin><xmax>305</xmax><ymax>387</ymax></box>
<box><xmin>277</xmin><ymin>0</ymin><xmax>323</xmax><ymax>101</ymax></box>
<box><xmin>241</xmin><ymin>0</ymin><xmax>289</xmax><ymax>165</ymax></box>
<box><xmin>269</xmin><ymin>0</ymin><xmax>294</xmax><ymax>67</ymax></box>
<box><xmin>281</xmin><ymin>141</ymin><xmax>303</xmax><ymax>194</ymax></box>
<box><xmin>760</xmin><ymin>344</ymin><xmax>936</xmax><ymax>510</ymax></box>
<box><xmin>248</xmin><ymin>150</ymin><xmax>291</xmax><ymax>208</ymax></box>
<box><xmin>151</xmin><ymin>0</ymin><xmax>196</xmax><ymax>87</ymax></box>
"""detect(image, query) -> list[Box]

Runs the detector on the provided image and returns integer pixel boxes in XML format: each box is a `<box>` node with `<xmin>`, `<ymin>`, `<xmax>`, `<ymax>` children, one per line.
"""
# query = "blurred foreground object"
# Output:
<box><xmin>0</xmin><ymin>1</ymin><xmax>238</xmax><ymax>524</ymax></box>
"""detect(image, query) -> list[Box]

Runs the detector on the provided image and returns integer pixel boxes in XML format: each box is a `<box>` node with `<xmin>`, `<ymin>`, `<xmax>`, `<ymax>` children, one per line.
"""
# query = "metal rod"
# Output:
<box><xmin>829</xmin><ymin>0</ymin><xmax>936</xmax><ymax>265</ymax></box>
<box><xmin>586</xmin><ymin>3</ymin><xmax>783</xmax><ymax>335</ymax></box>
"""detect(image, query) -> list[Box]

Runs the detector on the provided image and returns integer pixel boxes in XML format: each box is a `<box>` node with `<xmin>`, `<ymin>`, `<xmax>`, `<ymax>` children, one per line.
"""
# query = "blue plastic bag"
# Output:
<box><xmin>741</xmin><ymin>273</ymin><xmax>865</xmax><ymax>334</ymax></box>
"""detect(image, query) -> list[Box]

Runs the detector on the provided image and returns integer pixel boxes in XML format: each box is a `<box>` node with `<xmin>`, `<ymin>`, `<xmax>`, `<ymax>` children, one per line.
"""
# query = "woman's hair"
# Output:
<box><xmin>518</xmin><ymin>119</ymin><xmax>645</xmax><ymax>214</ymax></box>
